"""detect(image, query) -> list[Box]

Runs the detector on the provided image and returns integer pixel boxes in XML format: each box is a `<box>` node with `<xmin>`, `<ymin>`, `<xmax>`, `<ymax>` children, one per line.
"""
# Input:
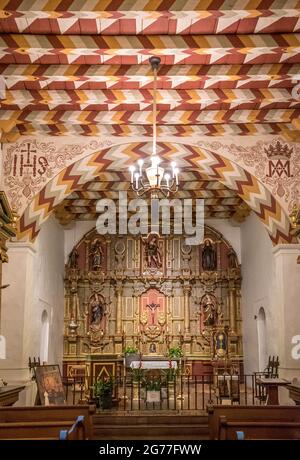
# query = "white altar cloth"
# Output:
<box><xmin>130</xmin><ymin>360</ymin><xmax>177</xmax><ymax>370</ymax></box>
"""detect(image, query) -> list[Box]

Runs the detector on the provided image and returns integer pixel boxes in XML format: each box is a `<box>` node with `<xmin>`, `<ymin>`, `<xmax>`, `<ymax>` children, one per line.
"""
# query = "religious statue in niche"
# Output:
<box><xmin>89</xmin><ymin>239</ymin><xmax>104</xmax><ymax>271</ymax></box>
<box><xmin>214</xmin><ymin>329</ymin><xmax>228</xmax><ymax>359</ymax></box>
<box><xmin>201</xmin><ymin>239</ymin><xmax>217</xmax><ymax>271</ymax></box>
<box><xmin>201</xmin><ymin>293</ymin><xmax>219</xmax><ymax>327</ymax></box>
<box><xmin>67</xmin><ymin>248</ymin><xmax>79</xmax><ymax>269</ymax></box>
<box><xmin>89</xmin><ymin>292</ymin><xmax>106</xmax><ymax>333</ymax></box>
<box><xmin>142</xmin><ymin>232</ymin><xmax>162</xmax><ymax>270</ymax></box>
<box><xmin>227</xmin><ymin>247</ymin><xmax>238</xmax><ymax>269</ymax></box>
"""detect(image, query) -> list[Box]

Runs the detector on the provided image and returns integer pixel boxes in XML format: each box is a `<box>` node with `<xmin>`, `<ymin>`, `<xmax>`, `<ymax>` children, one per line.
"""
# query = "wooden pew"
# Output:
<box><xmin>0</xmin><ymin>405</ymin><xmax>95</xmax><ymax>440</ymax></box>
<box><xmin>59</xmin><ymin>415</ymin><xmax>86</xmax><ymax>440</ymax></box>
<box><xmin>208</xmin><ymin>405</ymin><xmax>300</xmax><ymax>440</ymax></box>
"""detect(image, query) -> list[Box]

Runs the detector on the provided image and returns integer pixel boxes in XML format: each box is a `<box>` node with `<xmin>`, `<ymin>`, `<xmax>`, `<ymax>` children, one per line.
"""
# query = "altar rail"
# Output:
<box><xmin>63</xmin><ymin>373</ymin><xmax>270</xmax><ymax>411</ymax></box>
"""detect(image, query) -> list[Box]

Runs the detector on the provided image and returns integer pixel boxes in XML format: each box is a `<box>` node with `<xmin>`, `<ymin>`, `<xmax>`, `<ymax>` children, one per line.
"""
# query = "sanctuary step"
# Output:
<box><xmin>92</xmin><ymin>412</ymin><xmax>209</xmax><ymax>440</ymax></box>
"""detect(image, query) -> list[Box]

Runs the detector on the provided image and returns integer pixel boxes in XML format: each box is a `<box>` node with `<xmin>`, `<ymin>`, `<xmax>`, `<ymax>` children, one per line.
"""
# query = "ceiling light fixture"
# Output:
<box><xmin>129</xmin><ymin>56</ymin><xmax>179</xmax><ymax>198</ymax></box>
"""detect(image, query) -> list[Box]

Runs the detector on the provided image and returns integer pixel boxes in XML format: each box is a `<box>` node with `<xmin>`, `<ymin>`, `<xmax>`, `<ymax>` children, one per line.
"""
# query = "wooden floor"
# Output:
<box><xmin>92</xmin><ymin>411</ymin><xmax>209</xmax><ymax>440</ymax></box>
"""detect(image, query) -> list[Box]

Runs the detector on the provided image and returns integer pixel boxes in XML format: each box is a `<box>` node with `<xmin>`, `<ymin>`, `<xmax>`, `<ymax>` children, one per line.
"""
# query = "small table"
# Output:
<box><xmin>287</xmin><ymin>382</ymin><xmax>300</xmax><ymax>405</ymax></box>
<box><xmin>256</xmin><ymin>378</ymin><xmax>291</xmax><ymax>405</ymax></box>
<box><xmin>0</xmin><ymin>385</ymin><xmax>25</xmax><ymax>406</ymax></box>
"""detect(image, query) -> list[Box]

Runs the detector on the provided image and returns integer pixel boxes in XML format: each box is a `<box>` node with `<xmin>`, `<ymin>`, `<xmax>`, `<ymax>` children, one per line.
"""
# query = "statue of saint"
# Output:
<box><xmin>89</xmin><ymin>240</ymin><xmax>104</xmax><ymax>270</ymax></box>
<box><xmin>142</xmin><ymin>233</ymin><xmax>162</xmax><ymax>269</ymax></box>
<box><xmin>227</xmin><ymin>247</ymin><xmax>238</xmax><ymax>269</ymax></box>
<box><xmin>90</xmin><ymin>293</ymin><xmax>104</xmax><ymax>331</ymax></box>
<box><xmin>202</xmin><ymin>239</ymin><xmax>217</xmax><ymax>271</ymax></box>
<box><xmin>202</xmin><ymin>294</ymin><xmax>218</xmax><ymax>327</ymax></box>
<box><xmin>68</xmin><ymin>248</ymin><xmax>79</xmax><ymax>269</ymax></box>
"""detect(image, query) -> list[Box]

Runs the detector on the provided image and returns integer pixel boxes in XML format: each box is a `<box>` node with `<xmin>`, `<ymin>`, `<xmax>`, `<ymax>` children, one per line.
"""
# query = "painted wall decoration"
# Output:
<box><xmin>199</xmin><ymin>137</ymin><xmax>300</xmax><ymax>213</ymax></box>
<box><xmin>3</xmin><ymin>138</ymin><xmax>113</xmax><ymax>213</ymax></box>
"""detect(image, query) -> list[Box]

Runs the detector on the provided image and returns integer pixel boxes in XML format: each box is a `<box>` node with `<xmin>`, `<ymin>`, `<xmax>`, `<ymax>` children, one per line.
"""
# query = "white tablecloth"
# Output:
<box><xmin>130</xmin><ymin>360</ymin><xmax>177</xmax><ymax>370</ymax></box>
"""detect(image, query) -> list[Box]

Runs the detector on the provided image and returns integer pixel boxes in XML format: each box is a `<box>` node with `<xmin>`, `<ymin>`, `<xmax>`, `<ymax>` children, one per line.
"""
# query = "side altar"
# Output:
<box><xmin>62</xmin><ymin>226</ymin><xmax>243</xmax><ymax>390</ymax></box>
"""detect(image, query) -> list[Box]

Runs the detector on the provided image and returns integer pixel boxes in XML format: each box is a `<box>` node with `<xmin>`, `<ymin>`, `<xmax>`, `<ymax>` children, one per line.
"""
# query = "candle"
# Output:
<box><xmin>129</xmin><ymin>165</ymin><xmax>135</xmax><ymax>184</ymax></box>
<box><xmin>134</xmin><ymin>172</ymin><xmax>139</xmax><ymax>189</ymax></box>
<box><xmin>171</xmin><ymin>161</ymin><xmax>176</xmax><ymax>178</ymax></box>
<box><xmin>174</xmin><ymin>168</ymin><xmax>179</xmax><ymax>185</ymax></box>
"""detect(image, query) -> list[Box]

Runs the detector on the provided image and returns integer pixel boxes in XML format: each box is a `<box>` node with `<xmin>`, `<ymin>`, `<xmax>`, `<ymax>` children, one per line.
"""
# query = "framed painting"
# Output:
<box><xmin>35</xmin><ymin>364</ymin><xmax>66</xmax><ymax>406</ymax></box>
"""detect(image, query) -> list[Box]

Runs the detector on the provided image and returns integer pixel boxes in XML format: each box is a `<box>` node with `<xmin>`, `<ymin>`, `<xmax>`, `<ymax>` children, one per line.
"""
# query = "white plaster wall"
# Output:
<box><xmin>27</xmin><ymin>215</ymin><xmax>65</xmax><ymax>367</ymax></box>
<box><xmin>273</xmin><ymin>245</ymin><xmax>300</xmax><ymax>382</ymax></box>
<box><xmin>241</xmin><ymin>212</ymin><xmax>279</xmax><ymax>376</ymax></box>
<box><xmin>0</xmin><ymin>215</ymin><xmax>65</xmax><ymax>403</ymax></box>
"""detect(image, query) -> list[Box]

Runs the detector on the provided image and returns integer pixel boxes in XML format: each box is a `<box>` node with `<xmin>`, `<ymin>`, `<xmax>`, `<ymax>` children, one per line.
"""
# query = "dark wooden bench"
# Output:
<box><xmin>208</xmin><ymin>405</ymin><xmax>300</xmax><ymax>440</ymax></box>
<box><xmin>0</xmin><ymin>405</ymin><xmax>95</xmax><ymax>440</ymax></box>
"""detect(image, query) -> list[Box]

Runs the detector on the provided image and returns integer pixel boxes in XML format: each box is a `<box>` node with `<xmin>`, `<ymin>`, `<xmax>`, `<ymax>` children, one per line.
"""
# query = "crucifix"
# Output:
<box><xmin>146</xmin><ymin>302</ymin><xmax>160</xmax><ymax>325</ymax></box>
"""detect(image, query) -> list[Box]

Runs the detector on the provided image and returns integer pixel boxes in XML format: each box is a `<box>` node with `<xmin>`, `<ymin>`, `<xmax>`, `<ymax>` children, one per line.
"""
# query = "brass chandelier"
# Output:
<box><xmin>129</xmin><ymin>56</ymin><xmax>179</xmax><ymax>198</ymax></box>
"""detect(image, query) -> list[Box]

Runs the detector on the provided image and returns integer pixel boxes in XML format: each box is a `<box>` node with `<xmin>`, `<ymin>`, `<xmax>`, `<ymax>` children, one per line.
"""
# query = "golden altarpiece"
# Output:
<box><xmin>63</xmin><ymin>225</ymin><xmax>243</xmax><ymax>385</ymax></box>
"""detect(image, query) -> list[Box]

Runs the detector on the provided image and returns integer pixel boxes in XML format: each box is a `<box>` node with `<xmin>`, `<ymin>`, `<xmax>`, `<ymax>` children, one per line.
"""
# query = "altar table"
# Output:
<box><xmin>130</xmin><ymin>360</ymin><xmax>177</xmax><ymax>370</ymax></box>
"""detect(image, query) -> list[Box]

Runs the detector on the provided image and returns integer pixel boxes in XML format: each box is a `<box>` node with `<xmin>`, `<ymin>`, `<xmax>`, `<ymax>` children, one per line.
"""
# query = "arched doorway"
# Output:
<box><xmin>40</xmin><ymin>309</ymin><xmax>50</xmax><ymax>365</ymax></box>
<box><xmin>257</xmin><ymin>307</ymin><xmax>268</xmax><ymax>372</ymax></box>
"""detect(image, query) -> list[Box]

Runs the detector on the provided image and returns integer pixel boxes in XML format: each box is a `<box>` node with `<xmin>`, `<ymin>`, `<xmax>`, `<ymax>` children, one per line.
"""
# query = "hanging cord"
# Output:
<box><xmin>150</xmin><ymin>56</ymin><xmax>160</xmax><ymax>157</ymax></box>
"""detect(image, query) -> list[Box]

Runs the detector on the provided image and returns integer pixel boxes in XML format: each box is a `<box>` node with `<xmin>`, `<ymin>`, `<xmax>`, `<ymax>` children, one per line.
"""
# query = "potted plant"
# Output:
<box><xmin>123</xmin><ymin>346</ymin><xmax>140</xmax><ymax>368</ymax></box>
<box><xmin>167</xmin><ymin>346</ymin><xmax>183</xmax><ymax>359</ymax></box>
<box><xmin>93</xmin><ymin>377</ymin><xmax>114</xmax><ymax>410</ymax></box>
<box><xmin>144</xmin><ymin>378</ymin><xmax>161</xmax><ymax>403</ymax></box>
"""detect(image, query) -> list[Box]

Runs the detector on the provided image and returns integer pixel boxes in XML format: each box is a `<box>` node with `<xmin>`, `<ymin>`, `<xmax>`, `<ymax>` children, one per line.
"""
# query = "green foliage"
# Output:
<box><xmin>144</xmin><ymin>379</ymin><xmax>161</xmax><ymax>391</ymax></box>
<box><xmin>167</xmin><ymin>346</ymin><xmax>183</xmax><ymax>358</ymax></box>
<box><xmin>123</xmin><ymin>346</ymin><xmax>139</xmax><ymax>355</ymax></box>
<box><xmin>165</xmin><ymin>367</ymin><xmax>178</xmax><ymax>381</ymax></box>
<box><xmin>131</xmin><ymin>368</ymin><xmax>143</xmax><ymax>382</ymax></box>
<box><xmin>93</xmin><ymin>377</ymin><xmax>114</xmax><ymax>398</ymax></box>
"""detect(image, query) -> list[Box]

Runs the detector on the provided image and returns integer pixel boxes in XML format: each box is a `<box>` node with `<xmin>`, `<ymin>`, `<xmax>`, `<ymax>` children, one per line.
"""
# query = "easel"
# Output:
<box><xmin>28</xmin><ymin>356</ymin><xmax>42</xmax><ymax>405</ymax></box>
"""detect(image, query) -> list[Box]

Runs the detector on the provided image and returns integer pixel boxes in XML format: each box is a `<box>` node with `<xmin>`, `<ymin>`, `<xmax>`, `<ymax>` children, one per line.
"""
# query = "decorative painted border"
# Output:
<box><xmin>17</xmin><ymin>142</ymin><xmax>293</xmax><ymax>244</ymax></box>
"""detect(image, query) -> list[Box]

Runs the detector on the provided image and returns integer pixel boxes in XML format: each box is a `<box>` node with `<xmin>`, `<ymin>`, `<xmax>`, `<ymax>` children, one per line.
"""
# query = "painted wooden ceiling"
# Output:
<box><xmin>0</xmin><ymin>0</ymin><xmax>300</xmax><ymax>141</ymax></box>
<box><xmin>56</xmin><ymin>171</ymin><xmax>245</xmax><ymax>223</ymax></box>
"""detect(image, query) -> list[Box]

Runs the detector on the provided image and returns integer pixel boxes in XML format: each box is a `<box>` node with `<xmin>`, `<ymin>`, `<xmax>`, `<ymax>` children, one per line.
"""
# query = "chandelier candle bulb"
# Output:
<box><xmin>171</xmin><ymin>162</ymin><xmax>176</xmax><ymax>178</ymax></box>
<box><xmin>129</xmin><ymin>166</ymin><xmax>135</xmax><ymax>184</ymax></box>
<box><xmin>134</xmin><ymin>172</ymin><xmax>139</xmax><ymax>189</ymax></box>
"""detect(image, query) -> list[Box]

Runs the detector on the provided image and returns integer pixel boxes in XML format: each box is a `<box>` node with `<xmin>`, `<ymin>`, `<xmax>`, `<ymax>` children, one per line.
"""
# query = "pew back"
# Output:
<box><xmin>0</xmin><ymin>405</ymin><xmax>95</xmax><ymax>440</ymax></box>
<box><xmin>208</xmin><ymin>405</ymin><xmax>300</xmax><ymax>440</ymax></box>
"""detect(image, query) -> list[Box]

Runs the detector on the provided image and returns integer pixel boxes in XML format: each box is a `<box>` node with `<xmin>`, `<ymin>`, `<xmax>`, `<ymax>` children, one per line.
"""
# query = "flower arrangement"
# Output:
<box><xmin>123</xmin><ymin>346</ymin><xmax>139</xmax><ymax>355</ymax></box>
